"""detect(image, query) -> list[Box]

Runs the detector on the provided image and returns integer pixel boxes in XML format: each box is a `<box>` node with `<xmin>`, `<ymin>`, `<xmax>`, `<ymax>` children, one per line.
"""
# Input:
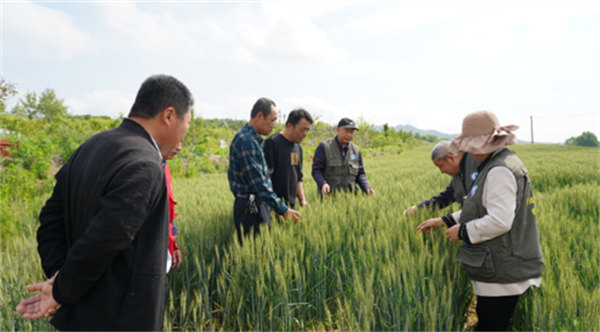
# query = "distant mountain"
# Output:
<box><xmin>378</xmin><ymin>124</ymin><xmax>531</xmax><ymax>144</ymax></box>
<box><xmin>393</xmin><ymin>124</ymin><xmax>458</xmax><ymax>141</ymax></box>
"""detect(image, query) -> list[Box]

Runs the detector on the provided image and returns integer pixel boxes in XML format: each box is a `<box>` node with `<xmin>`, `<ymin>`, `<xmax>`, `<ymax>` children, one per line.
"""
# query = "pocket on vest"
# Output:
<box><xmin>326</xmin><ymin>162</ymin><xmax>343</xmax><ymax>177</ymax></box>
<box><xmin>456</xmin><ymin>245</ymin><xmax>496</xmax><ymax>280</ymax></box>
<box><xmin>348</xmin><ymin>163</ymin><xmax>359</xmax><ymax>176</ymax></box>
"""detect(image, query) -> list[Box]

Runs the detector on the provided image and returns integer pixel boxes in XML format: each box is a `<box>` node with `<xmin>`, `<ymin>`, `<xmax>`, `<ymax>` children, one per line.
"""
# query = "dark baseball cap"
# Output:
<box><xmin>337</xmin><ymin>117</ymin><xmax>359</xmax><ymax>130</ymax></box>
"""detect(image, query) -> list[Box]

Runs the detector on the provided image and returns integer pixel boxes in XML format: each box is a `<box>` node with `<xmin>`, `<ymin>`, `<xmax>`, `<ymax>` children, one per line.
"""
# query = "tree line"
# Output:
<box><xmin>2</xmin><ymin>79</ymin><xmax>596</xmax><ymax>201</ymax></box>
<box><xmin>1</xmin><ymin>78</ymin><xmax>597</xmax><ymax>238</ymax></box>
<box><xmin>0</xmin><ymin>81</ymin><xmax>420</xmax><ymax>209</ymax></box>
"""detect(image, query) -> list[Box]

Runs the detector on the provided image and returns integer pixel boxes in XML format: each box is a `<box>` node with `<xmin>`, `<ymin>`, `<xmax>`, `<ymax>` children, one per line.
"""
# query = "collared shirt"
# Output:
<box><xmin>311</xmin><ymin>136</ymin><xmax>371</xmax><ymax>192</ymax></box>
<box><xmin>143</xmin><ymin>123</ymin><xmax>162</xmax><ymax>161</ymax></box>
<box><xmin>227</xmin><ymin>123</ymin><xmax>288</xmax><ymax>215</ymax></box>
<box><xmin>143</xmin><ymin>119</ymin><xmax>172</xmax><ymax>273</ymax></box>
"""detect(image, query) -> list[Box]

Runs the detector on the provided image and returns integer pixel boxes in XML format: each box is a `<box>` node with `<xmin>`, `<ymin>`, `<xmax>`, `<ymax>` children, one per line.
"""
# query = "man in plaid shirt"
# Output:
<box><xmin>228</xmin><ymin>98</ymin><xmax>300</xmax><ymax>243</ymax></box>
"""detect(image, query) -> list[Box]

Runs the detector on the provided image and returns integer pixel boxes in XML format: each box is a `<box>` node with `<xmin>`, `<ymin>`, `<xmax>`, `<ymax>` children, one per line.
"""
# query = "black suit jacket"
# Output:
<box><xmin>37</xmin><ymin>118</ymin><xmax>169</xmax><ymax>331</ymax></box>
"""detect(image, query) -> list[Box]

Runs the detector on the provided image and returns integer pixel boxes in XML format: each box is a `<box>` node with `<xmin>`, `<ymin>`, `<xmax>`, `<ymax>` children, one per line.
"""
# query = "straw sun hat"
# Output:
<box><xmin>449</xmin><ymin>110</ymin><xmax>518</xmax><ymax>155</ymax></box>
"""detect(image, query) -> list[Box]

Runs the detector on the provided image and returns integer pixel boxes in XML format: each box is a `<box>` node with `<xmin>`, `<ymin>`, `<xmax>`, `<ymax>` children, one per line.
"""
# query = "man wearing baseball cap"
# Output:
<box><xmin>312</xmin><ymin>118</ymin><xmax>375</xmax><ymax>197</ymax></box>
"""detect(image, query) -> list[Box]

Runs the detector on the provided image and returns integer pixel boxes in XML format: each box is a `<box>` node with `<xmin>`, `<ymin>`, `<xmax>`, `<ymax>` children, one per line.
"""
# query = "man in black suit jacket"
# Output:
<box><xmin>16</xmin><ymin>74</ymin><xmax>193</xmax><ymax>330</ymax></box>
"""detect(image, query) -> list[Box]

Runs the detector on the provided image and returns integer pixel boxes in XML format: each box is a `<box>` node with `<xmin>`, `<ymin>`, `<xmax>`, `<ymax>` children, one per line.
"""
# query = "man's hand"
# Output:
<box><xmin>445</xmin><ymin>224</ymin><xmax>460</xmax><ymax>243</ymax></box>
<box><xmin>365</xmin><ymin>188</ymin><xmax>376</xmax><ymax>196</ymax></box>
<box><xmin>403</xmin><ymin>205</ymin><xmax>417</xmax><ymax>216</ymax></box>
<box><xmin>416</xmin><ymin>217</ymin><xmax>444</xmax><ymax>234</ymax></box>
<box><xmin>283</xmin><ymin>208</ymin><xmax>300</xmax><ymax>222</ymax></box>
<box><xmin>16</xmin><ymin>272</ymin><xmax>60</xmax><ymax>319</ymax></box>
<box><xmin>321</xmin><ymin>184</ymin><xmax>330</xmax><ymax>196</ymax></box>
<box><xmin>299</xmin><ymin>199</ymin><xmax>309</xmax><ymax>207</ymax></box>
<box><xmin>172</xmin><ymin>249</ymin><xmax>182</xmax><ymax>269</ymax></box>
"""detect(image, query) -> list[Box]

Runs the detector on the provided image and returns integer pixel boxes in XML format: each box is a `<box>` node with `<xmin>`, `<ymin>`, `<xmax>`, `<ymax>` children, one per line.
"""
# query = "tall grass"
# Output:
<box><xmin>1</xmin><ymin>144</ymin><xmax>598</xmax><ymax>331</ymax></box>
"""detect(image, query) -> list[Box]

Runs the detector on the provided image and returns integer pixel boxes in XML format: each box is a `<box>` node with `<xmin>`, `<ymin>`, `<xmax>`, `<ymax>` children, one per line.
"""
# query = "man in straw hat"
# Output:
<box><xmin>417</xmin><ymin>110</ymin><xmax>543</xmax><ymax>331</ymax></box>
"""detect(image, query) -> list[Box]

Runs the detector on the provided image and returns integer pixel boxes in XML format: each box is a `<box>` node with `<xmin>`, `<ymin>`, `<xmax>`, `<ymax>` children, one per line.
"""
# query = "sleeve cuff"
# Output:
<box><xmin>459</xmin><ymin>223</ymin><xmax>472</xmax><ymax>244</ymax></box>
<box><xmin>275</xmin><ymin>201</ymin><xmax>288</xmax><ymax>215</ymax></box>
<box><xmin>52</xmin><ymin>278</ymin><xmax>64</xmax><ymax>305</ymax></box>
<box><xmin>441</xmin><ymin>214</ymin><xmax>456</xmax><ymax>227</ymax></box>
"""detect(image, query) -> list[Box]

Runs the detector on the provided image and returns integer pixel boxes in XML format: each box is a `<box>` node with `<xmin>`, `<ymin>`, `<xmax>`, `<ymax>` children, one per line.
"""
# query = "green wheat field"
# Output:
<box><xmin>2</xmin><ymin>144</ymin><xmax>599</xmax><ymax>331</ymax></box>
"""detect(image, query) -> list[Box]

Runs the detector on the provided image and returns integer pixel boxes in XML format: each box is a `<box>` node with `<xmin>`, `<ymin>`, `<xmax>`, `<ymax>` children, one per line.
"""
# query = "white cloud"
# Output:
<box><xmin>224</xmin><ymin>3</ymin><xmax>345</xmax><ymax>67</ymax></box>
<box><xmin>281</xmin><ymin>96</ymin><xmax>347</xmax><ymax>123</ymax></box>
<box><xmin>531</xmin><ymin>113</ymin><xmax>600</xmax><ymax>144</ymax></box>
<box><xmin>193</xmin><ymin>100</ymin><xmax>227</xmax><ymax>119</ymax></box>
<box><xmin>192</xmin><ymin>94</ymin><xmax>262</xmax><ymax>121</ymax></box>
<box><xmin>347</xmin><ymin>1</ymin><xmax>478</xmax><ymax>31</ymax></box>
<box><xmin>346</xmin><ymin>1</ymin><xmax>598</xmax><ymax>59</ymax></box>
<box><xmin>205</xmin><ymin>21</ymin><xmax>236</xmax><ymax>43</ymax></box>
<box><xmin>67</xmin><ymin>91</ymin><xmax>254</xmax><ymax>121</ymax></box>
<box><xmin>437</xmin><ymin>75</ymin><xmax>492</xmax><ymax>101</ymax></box>
<box><xmin>445</xmin><ymin>1</ymin><xmax>596</xmax><ymax>57</ymax></box>
<box><xmin>507</xmin><ymin>62</ymin><xmax>535</xmax><ymax>76</ymax></box>
<box><xmin>3</xmin><ymin>1</ymin><xmax>92</xmax><ymax>60</ymax></box>
<box><xmin>95</xmin><ymin>2</ymin><xmax>204</xmax><ymax>56</ymax></box>
<box><xmin>279</xmin><ymin>95</ymin><xmax>457</xmax><ymax>132</ymax></box>
<box><xmin>65</xmin><ymin>90</ymin><xmax>134</xmax><ymax>117</ymax></box>
<box><xmin>269</xmin><ymin>1</ymin><xmax>352</xmax><ymax>18</ymax></box>
<box><xmin>194</xmin><ymin>95</ymin><xmax>347</xmax><ymax>124</ymax></box>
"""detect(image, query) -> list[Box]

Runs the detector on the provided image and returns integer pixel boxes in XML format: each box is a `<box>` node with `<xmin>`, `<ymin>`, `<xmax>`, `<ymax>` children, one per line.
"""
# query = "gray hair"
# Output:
<box><xmin>431</xmin><ymin>140</ymin><xmax>451</xmax><ymax>161</ymax></box>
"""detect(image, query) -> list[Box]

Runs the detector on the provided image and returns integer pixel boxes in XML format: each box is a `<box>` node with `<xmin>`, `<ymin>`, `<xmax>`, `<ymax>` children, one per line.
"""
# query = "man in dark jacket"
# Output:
<box><xmin>16</xmin><ymin>74</ymin><xmax>193</xmax><ymax>330</ymax></box>
<box><xmin>312</xmin><ymin>118</ymin><xmax>375</xmax><ymax>196</ymax></box>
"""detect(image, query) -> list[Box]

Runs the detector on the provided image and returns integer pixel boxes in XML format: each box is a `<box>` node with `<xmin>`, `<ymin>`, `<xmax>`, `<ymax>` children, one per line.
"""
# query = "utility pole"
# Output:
<box><xmin>530</xmin><ymin>115</ymin><xmax>534</xmax><ymax>144</ymax></box>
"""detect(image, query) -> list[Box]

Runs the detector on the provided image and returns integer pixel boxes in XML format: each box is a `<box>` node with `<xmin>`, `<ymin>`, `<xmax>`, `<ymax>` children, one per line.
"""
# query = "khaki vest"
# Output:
<box><xmin>456</xmin><ymin>148</ymin><xmax>544</xmax><ymax>283</ymax></box>
<box><xmin>450</xmin><ymin>153</ymin><xmax>480</xmax><ymax>206</ymax></box>
<box><xmin>322</xmin><ymin>138</ymin><xmax>361</xmax><ymax>193</ymax></box>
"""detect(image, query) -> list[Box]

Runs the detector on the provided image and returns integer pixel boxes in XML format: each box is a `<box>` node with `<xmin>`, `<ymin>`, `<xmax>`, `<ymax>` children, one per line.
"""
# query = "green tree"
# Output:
<box><xmin>565</xmin><ymin>131</ymin><xmax>599</xmax><ymax>147</ymax></box>
<box><xmin>0</xmin><ymin>78</ymin><xmax>17</xmax><ymax>113</ymax></box>
<box><xmin>11</xmin><ymin>89</ymin><xmax>68</xmax><ymax>120</ymax></box>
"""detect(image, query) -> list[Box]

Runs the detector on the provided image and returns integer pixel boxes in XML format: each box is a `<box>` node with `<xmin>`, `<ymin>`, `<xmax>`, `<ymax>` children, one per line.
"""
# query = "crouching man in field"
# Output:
<box><xmin>403</xmin><ymin>140</ymin><xmax>479</xmax><ymax>216</ymax></box>
<box><xmin>16</xmin><ymin>74</ymin><xmax>193</xmax><ymax>330</ymax></box>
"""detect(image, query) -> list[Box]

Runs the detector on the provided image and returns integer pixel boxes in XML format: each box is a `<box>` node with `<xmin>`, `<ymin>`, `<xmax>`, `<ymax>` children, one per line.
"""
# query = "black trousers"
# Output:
<box><xmin>233</xmin><ymin>196</ymin><xmax>270</xmax><ymax>245</ymax></box>
<box><xmin>475</xmin><ymin>294</ymin><xmax>520</xmax><ymax>331</ymax></box>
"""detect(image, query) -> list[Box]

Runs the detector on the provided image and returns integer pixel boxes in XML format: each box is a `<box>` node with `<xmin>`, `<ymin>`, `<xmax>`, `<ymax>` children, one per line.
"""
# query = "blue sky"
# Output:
<box><xmin>2</xmin><ymin>0</ymin><xmax>598</xmax><ymax>143</ymax></box>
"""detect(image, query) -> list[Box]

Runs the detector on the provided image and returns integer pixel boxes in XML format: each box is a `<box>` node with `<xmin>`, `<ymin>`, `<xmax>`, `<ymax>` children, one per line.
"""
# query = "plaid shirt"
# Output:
<box><xmin>227</xmin><ymin>123</ymin><xmax>288</xmax><ymax>215</ymax></box>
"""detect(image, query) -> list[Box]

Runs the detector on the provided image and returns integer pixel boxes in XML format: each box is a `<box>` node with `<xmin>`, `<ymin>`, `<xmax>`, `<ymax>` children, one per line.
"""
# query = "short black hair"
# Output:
<box><xmin>250</xmin><ymin>97</ymin><xmax>276</xmax><ymax>119</ymax></box>
<box><xmin>286</xmin><ymin>108</ymin><xmax>313</xmax><ymax>126</ymax></box>
<box><xmin>128</xmin><ymin>74</ymin><xmax>194</xmax><ymax>119</ymax></box>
